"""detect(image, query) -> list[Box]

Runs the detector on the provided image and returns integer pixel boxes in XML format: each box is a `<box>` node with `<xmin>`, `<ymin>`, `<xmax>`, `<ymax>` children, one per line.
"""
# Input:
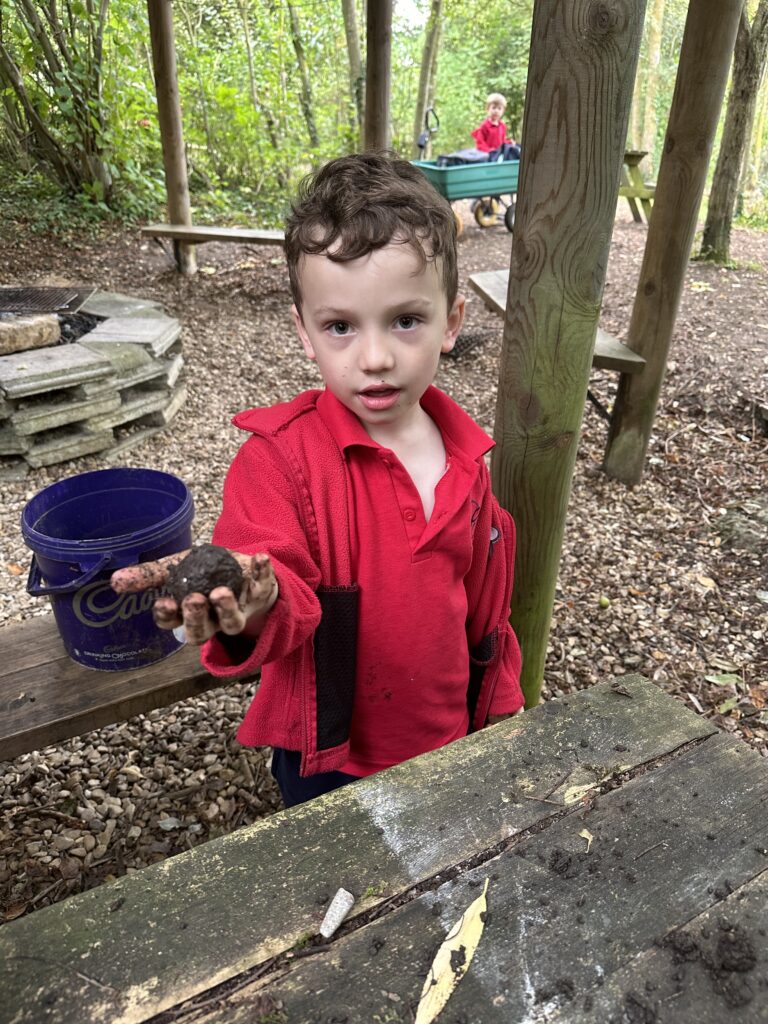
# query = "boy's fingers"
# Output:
<box><xmin>110</xmin><ymin>550</ymin><xmax>191</xmax><ymax>594</ymax></box>
<box><xmin>209</xmin><ymin>586</ymin><xmax>247</xmax><ymax>634</ymax></box>
<box><xmin>152</xmin><ymin>596</ymin><xmax>183</xmax><ymax>630</ymax></box>
<box><xmin>180</xmin><ymin>593</ymin><xmax>217</xmax><ymax>646</ymax></box>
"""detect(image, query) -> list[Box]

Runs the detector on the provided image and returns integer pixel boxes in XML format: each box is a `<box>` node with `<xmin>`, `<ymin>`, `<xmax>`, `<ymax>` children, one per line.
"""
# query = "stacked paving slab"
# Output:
<box><xmin>0</xmin><ymin>291</ymin><xmax>186</xmax><ymax>480</ymax></box>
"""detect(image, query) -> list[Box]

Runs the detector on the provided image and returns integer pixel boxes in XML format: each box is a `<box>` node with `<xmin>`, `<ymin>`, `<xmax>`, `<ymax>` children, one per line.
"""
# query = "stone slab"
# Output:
<box><xmin>24</xmin><ymin>427</ymin><xmax>115</xmax><ymax>467</ymax></box>
<box><xmin>80</xmin><ymin>316</ymin><xmax>181</xmax><ymax>357</ymax></box>
<box><xmin>143</xmin><ymin>382</ymin><xmax>187</xmax><ymax>426</ymax></box>
<box><xmin>0</xmin><ymin>343</ymin><xmax>112</xmax><ymax>398</ymax></box>
<box><xmin>9</xmin><ymin>392</ymin><xmax>122</xmax><ymax>436</ymax></box>
<box><xmin>0</xmin><ymin>314</ymin><xmax>60</xmax><ymax>355</ymax></box>
<box><xmin>85</xmin><ymin>386</ymin><xmax>177</xmax><ymax>431</ymax></box>
<box><xmin>103</xmin><ymin>425</ymin><xmax>166</xmax><ymax>460</ymax></box>
<box><xmin>0</xmin><ymin>426</ymin><xmax>29</xmax><ymax>454</ymax></box>
<box><xmin>80</xmin><ymin>340</ymin><xmax>154</xmax><ymax>374</ymax></box>
<box><xmin>80</xmin><ymin>291</ymin><xmax>166</xmax><ymax>319</ymax></box>
<box><xmin>0</xmin><ymin>456</ymin><xmax>29</xmax><ymax>480</ymax></box>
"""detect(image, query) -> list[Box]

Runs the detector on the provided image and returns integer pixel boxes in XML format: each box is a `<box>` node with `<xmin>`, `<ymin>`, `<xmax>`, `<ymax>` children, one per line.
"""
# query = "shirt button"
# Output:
<box><xmin>404</xmin><ymin>509</ymin><xmax>417</xmax><ymax>522</ymax></box>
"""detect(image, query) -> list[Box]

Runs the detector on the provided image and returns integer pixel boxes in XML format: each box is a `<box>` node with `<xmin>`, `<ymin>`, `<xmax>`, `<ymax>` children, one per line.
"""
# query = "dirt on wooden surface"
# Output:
<box><xmin>0</xmin><ymin>201</ymin><xmax>766</xmax><ymax>919</ymax></box>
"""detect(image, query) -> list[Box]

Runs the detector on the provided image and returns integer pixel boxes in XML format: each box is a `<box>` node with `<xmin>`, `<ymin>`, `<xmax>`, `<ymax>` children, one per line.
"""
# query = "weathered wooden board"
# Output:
<box><xmin>141</xmin><ymin>224</ymin><xmax>285</xmax><ymax>246</ymax></box>
<box><xmin>0</xmin><ymin>678</ymin><xmax>715</xmax><ymax>1024</ymax></box>
<box><xmin>0</xmin><ymin>616</ymin><xmax>248</xmax><ymax>762</ymax></box>
<box><xmin>468</xmin><ymin>269</ymin><xmax>647</xmax><ymax>374</ymax></box>
<box><xmin>195</xmin><ymin>734</ymin><xmax>768</xmax><ymax>1024</ymax></box>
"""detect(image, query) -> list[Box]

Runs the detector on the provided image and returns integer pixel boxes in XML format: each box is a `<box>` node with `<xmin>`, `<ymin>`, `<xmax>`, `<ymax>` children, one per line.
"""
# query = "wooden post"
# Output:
<box><xmin>147</xmin><ymin>0</ymin><xmax>196</xmax><ymax>275</ymax></box>
<box><xmin>603</xmin><ymin>0</ymin><xmax>743</xmax><ymax>484</ymax></box>
<box><xmin>491</xmin><ymin>0</ymin><xmax>647</xmax><ymax>707</ymax></box>
<box><xmin>363</xmin><ymin>0</ymin><xmax>392</xmax><ymax>150</ymax></box>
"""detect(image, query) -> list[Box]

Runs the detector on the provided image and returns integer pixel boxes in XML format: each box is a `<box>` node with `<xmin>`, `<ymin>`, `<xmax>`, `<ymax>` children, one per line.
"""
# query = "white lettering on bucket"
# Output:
<box><xmin>72</xmin><ymin>581</ymin><xmax>163</xmax><ymax>629</ymax></box>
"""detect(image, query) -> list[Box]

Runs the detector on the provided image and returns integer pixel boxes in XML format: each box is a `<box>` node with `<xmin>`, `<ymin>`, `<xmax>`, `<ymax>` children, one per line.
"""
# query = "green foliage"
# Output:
<box><xmin>0</xmin><ymin>0</ymin><xmax>765</xmax><ymax>234</ymax></box>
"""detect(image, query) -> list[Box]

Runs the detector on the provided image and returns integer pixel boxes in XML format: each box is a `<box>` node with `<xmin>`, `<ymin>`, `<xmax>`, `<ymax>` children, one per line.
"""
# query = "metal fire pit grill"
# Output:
<box><xmin>0</xmin><ymin>286</ymin><xmax>95</xmax><ymax>315</ymax></box>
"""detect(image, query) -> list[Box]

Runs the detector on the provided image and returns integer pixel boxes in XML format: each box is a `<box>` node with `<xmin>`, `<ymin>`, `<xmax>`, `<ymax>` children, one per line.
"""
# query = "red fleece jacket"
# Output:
<box><xmin>201</xmin><ymin>388</ymin><xmax>523</xmax><ymax>776</ymax></box>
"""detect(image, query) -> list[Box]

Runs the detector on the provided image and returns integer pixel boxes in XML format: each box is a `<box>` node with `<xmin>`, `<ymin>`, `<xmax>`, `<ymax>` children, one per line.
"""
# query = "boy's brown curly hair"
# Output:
<box><xmin>285</xmin><ymin>152</ymin><xmax>458</xmax><ymax>312</ymax></box>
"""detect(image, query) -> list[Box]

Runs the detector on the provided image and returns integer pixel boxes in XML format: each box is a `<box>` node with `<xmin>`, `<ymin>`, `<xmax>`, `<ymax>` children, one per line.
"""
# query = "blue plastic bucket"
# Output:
<box><xmin>22</xmin><ymin>468</ymin><xmax>194</xmax><ymax>672</ymax></box>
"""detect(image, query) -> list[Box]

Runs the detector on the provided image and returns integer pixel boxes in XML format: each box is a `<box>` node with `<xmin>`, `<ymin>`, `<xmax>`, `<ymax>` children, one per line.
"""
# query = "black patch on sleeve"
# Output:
<box><xmin>314</xmin><ymin>586</ymin><xmax>359</xmax><ymax>750</ymax></box>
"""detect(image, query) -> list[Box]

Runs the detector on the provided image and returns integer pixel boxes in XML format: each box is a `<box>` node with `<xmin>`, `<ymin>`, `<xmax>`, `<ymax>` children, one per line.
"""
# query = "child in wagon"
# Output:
<box><xmin>471</xmin><ymin>92</ymin><xmax>520</xmax><ymax>160</ymax></box>
<box><xmin>111</xmin><ymin>153</ymin><xmax>524</xmax><ymax>807</ymax></box>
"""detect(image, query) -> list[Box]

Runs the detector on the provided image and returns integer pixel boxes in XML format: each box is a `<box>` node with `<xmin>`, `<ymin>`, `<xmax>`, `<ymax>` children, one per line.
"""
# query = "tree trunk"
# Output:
<box><xmin>604</xmin><ymin>0</ymin><xmax>744</xmax><ymax>486</ymax></box>
<box><xmin>287</xmin><ymin>1</ymin><xmax>319</xmax><ymax>148</ymax></box>
<box><xmin>341</xmin><ymin>0</ymin><xmax>364</xmax><ymax>134</ymax></box>
<box><xmin>700</xmin><ymin>1</ymin><xmax>768</xmax><ymax>263</ymax></box>
<box><xmin>363</xmin><ymin>0</ymin><xmax>392</xmax><ymax>150</ymax></box>
<box><xmin>641</xmin><ymin>0</ymin><xmax>665</xmax><ymax>174</ymax></box>
<box><xmin>411</xmin><ymin>0</ymin><xmax>442</xmax><ymax>157</ymax></box>
<box><xmin>491</xmin><ymin>0</ymin><xmax>647</xmax><ymax>708</ymax></box>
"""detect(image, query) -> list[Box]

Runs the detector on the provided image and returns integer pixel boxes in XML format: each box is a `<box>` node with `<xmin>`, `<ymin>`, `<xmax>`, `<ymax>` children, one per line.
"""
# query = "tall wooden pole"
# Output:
<box><xmin>492</xmin><ymin>0</ymin><xmax>647</xmax><ymax>707</ymax></box>
<box><xmin>603</xmin><ymin>0</ymin><xmax>743</xmax><ymax>484</ymax></box>
<box><xmin>147</xmin><ymin>0</ymin><xmax>196</xmax><ymax>275</ymax></box>
<box><xmin>363</xmin><ymin>0</ymin><xmax>392</xmax><ymax>150</ymax></box>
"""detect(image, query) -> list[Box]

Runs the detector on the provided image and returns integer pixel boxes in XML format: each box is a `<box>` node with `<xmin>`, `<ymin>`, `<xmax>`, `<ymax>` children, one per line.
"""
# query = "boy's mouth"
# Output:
<box><xmin>359</xmin><ymin>385</ymin><xmax>400</xmax><ymax>411</ymax></box>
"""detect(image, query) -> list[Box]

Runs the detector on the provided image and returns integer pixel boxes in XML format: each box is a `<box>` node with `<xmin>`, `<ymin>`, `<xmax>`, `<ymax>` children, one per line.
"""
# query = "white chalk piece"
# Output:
<box><xmin>319</xmin><ymin>887</ymin><xmax>355</xmax><ymax>939</ymax></box>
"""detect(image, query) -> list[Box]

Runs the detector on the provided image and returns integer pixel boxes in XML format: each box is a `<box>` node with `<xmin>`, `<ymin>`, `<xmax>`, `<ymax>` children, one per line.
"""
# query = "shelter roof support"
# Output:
<box><xmin>363</xmin><ymin>0</ymin><xmax>392</xmax><ymax>150</ymax></box>
<box><xmin>603</xmin><ymin>0</ymin><xmax>743</xmax><ymax>484</ymax></box>
<box><xmin>491</xmin><ymin>0</ymin><xmax>647</xmax><ymax>707</ymax></box>
<box><xmin>147</xmin><ymin>0</ymin><xmax>196</xmax><ymax>276</ymax></box>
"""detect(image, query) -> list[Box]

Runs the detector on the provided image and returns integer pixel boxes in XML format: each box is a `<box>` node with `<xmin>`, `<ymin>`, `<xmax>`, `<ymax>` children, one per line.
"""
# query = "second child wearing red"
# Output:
<box><xmin>471</xmin><ymin>91</ymin><xmax>512</xmax><ymax>153</ymax></box>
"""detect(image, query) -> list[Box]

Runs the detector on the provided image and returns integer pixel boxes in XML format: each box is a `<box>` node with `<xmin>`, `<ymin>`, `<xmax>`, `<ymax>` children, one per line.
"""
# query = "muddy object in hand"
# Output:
<box><xmin>166</xmin><ymin>544</ymin><xmax>244</xmax><ymax>605</ymax></box>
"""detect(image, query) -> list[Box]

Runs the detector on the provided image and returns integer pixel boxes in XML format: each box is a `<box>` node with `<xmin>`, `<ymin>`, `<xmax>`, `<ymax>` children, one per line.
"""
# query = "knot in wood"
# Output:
<box><xmin>587</xmin><ymin>1</ymin><xmax>617</xmax><ymax>35</ymax></box>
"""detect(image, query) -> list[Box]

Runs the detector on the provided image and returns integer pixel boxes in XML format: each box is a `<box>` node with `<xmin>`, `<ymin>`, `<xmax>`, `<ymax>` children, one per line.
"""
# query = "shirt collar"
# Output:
<box><xmin>316</xmin><ymin>386</ymin><xmax>494</xmax><ymax>462</ymax></box>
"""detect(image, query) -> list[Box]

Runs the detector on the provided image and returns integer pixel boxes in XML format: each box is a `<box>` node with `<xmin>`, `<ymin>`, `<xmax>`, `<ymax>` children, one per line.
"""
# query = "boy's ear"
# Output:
<box><xmin>291</xmin><ymin>304</ymin><xmax>316</xmax><ymax>360</ymax></box>
<box><xmin>441</xmin><ymin>293</ymin><xmax>466</xmax><ymax>354</ymax></box>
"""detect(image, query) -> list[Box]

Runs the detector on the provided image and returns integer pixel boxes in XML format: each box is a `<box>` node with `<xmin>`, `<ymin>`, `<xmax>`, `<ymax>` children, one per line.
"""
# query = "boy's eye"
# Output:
<box><xmin>328</xmin><ymin>321</ymin><xmax>351</xmax><ymax>336</ymax></box>
<box><xmin>395</xmin><ymin>315</ymin><xmax>419</xmax><ymax>330</ymax></box>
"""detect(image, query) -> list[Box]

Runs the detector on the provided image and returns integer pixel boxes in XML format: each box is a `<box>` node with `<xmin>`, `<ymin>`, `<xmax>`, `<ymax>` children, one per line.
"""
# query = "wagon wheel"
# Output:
<box><xmin>454</xmin><ymin>209</ymin><xmax>464</xmax><ymax>237</ymax></box>
<box><xmin>504</xmin><ymin>198</ymin><xmax>516</xmax><ymax>232</ymax></box>
<box><xmin>473</xmin><ymin>198</ymin><xmax>499</xmax><ymax>228</ymax></box>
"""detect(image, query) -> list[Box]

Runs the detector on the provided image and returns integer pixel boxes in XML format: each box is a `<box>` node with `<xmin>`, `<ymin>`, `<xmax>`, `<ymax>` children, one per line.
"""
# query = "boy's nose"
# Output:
<box><xmin>358</xmin><ymin>331</ymin><xmax>395</xmax><ymax>372</ymax></box>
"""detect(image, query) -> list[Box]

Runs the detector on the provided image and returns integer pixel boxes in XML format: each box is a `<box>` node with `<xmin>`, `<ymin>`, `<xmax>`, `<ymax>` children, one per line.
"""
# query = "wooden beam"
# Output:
<box><xmin>363</xmin><ymin>0</ymin><xmax>392</xmax><ymax>150</ymax></box>
<box><xmin>491</xmin><ymin>0</ymin><xmax>647</xmax><ymax>707</ymax></box>
<box><xmin>146</xmin><ymin>0</ymin><xmax>196</xmax><ymax>275</ymax></box>
<box><xmin>603</xmin><ymin>0</ymin><xmax>743</xmax><ymax>484</ymax></box>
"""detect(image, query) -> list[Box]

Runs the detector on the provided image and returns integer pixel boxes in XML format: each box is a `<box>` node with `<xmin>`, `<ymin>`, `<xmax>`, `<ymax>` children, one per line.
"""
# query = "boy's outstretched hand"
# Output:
<box><xmin>110</xmin><ymin>550</ymin><xmax>278</xmax><ymax>646</ymax></box>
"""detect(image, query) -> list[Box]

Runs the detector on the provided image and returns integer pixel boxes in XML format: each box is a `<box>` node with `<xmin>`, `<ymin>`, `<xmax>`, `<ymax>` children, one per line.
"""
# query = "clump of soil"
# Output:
<box><xmin>166</xmin><ymin>544</ymin><xmax>244</xmax><ymax>606</ymax></box>
<box><xmin>663</xmin><ymin>919</ymin><xmax>757</xmax><ymax>1010</ymax></box>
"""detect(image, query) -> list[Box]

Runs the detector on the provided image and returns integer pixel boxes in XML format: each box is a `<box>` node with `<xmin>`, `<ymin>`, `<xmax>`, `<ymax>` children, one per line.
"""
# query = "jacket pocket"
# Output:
<box><xmin>313</xmin><ymin>585</ymin><xmax>359</xmax><ymax>751</ymax></box>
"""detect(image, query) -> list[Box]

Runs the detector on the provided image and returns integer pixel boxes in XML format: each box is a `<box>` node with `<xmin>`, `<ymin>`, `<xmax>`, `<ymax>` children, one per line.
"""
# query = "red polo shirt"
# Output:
<box><xmin>471</xmin><ymin>118</ymin><xmax>507</xmax><ymax>153</ymax></box>
<box><xmin>317</xmin><ymin>389</ymin><xmax>495</xmax><ymax>775</ymax></box>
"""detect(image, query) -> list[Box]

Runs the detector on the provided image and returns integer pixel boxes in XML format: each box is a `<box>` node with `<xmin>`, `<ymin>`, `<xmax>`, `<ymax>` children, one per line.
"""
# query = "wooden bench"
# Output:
<box><xmin>619</xmin><ymin>149</ymin><xmax>656</xmax><ymax>224</ymax></box>
<box><xmin>141</xmin><ymin>223</ymin><xmax>285</xmax><ymax>246</ymax></box>
<box><xmin>468</xmin><ymin>269</ymin><xmax>646</xmax><ymax>374</ymax></box>
<box><xmin>141</xmin><ymin>223</ymin><xmax>285</xmax><ymax>272</ymax></box>
<box><xmin>4</xmin><ymin>675</ymin><xmax>767</xmax><ymax>1023</ymax></box>
<box><xmin>0</xmin><ymin>615</ymin><xmax>251</xmax><ymax>762</ymax></box>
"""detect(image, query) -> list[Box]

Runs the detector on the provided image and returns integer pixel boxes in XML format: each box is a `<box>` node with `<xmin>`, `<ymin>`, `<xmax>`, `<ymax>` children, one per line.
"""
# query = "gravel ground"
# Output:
<box><xmin>1</xmin><ymin>203</ymin><xmax>766</xmax><ymax>920</ymax></box>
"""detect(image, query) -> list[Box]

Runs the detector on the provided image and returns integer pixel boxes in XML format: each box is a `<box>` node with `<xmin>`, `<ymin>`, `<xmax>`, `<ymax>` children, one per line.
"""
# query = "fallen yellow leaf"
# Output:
<box><xmin>414</xmin><ymin>879</ymin><xmax>489</xmax><ymax>1024</ymax></box>
<box><xmin>6</xmin><ymin>564</ymin><xmax>23</xmax><ymax>576</ymax></box>
<box><xmin>697</xmin><ymin>576</ymin><xmax>717</xmax><ymax>589</ymax></box>
<box><xmin>579</xmin><ymin>828</ymin><xmax>594</xmax><ymax>853</ymax></box>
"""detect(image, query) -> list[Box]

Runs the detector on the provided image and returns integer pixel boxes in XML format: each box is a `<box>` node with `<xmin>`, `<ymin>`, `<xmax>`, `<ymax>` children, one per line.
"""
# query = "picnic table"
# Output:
<box><xmin>619</xmin><ymin>149</ymin><xmax>656</xmax><ymax>224</ymax></box>
<box><xmin>3</xmin><ymin>676</ymin><xmax>767</xmax><ymax>1023</ymax></box>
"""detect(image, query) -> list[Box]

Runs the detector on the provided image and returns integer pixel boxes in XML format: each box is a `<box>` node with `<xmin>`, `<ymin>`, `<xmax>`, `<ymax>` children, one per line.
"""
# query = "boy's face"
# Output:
<box><xmin>292</xmin><ymin>242</ymin><xmax>464</xmax><ymax>435</ymax></box>
<box><xmin>487</xmin><ymin>101</ymin><xmax>505</xmax><ymax>124</ymax></box>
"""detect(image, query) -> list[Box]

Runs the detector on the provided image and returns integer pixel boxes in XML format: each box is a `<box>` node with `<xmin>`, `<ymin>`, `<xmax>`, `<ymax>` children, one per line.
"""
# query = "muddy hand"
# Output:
<box><xmin>208</xmin><ymin>554</ymin><xmax>278</xmax><ymax>637</ymax></box>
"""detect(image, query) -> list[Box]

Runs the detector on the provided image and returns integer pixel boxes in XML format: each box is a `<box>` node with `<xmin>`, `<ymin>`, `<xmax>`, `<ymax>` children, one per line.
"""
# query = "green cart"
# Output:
<box><xmin>412</xmin><ymin>158</ymin><xmax>519</xmax><ymax>234</ymax></box>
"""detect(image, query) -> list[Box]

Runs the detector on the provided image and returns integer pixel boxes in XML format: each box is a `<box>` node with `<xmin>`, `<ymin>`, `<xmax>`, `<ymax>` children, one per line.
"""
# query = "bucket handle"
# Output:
<box><xmin>27</xmin><ymin>553</ymin><xmax>112</xmax><ymax>597</ymax></box>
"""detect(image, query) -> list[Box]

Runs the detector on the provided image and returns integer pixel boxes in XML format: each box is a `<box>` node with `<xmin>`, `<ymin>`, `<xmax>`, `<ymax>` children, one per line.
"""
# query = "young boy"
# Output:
<box><xmin>471</xmin><ymin>92</ymin><xmax>518</xmax><ymax>157</ymax></box>
<box><xmin>112</xmin><ymin>154</ymin><xmax>523</xmax><ymax>807</ymax></box>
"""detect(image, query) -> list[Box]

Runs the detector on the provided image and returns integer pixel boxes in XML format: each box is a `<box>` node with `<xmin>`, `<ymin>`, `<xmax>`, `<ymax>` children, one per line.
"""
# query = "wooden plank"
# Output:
<box><xmin>548</xmin><ymin>872</ymin><xmax>768</xmax><ymax>1023</ymax></box>
<box><xmin>468</xmin><ymin>271</ymin><xmax>646</xmax><ymax>373</ymax></box>
<box><xmin>190</xmin><ymin>733</ymin><xmax>768</xmax><ymax>1024</ymax></box>
<box><xmin>0</xmin><ymin>678</ymin><xmax>716</xmax><ymax>1024</ymax></box>
<box><xmin>0</xmin><ymin>616</ymin><xmax>247</xmax><ymax>762</ymax></box>
<box><xmin>141</xmin><ymin>224</ymin><xmax>285</xmax><ymax>246</ymax></box>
